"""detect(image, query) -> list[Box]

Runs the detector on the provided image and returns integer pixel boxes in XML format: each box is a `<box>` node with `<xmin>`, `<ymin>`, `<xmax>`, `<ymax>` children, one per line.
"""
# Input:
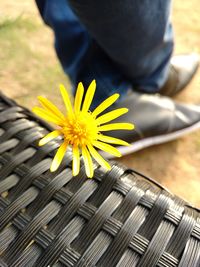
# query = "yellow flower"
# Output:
<box><xmin>33</xmin><ymin>80</ymin><xmax>134</xmax><ymax>178</ymax></box>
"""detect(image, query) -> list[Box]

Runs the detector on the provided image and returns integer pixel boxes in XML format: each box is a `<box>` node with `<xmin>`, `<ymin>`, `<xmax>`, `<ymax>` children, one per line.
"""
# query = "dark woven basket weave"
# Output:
<box><xmin>0</xmin><ymin>93</ymin><xmax>200</xmax><ymax>267</ymax></box>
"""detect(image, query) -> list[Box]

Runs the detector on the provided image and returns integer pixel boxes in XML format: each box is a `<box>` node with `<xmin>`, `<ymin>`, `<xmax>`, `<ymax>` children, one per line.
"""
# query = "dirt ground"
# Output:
<box><xmin>1</xmin><ymin>1</ymin><xmax>200</xmax><ymax>206</ymax></box>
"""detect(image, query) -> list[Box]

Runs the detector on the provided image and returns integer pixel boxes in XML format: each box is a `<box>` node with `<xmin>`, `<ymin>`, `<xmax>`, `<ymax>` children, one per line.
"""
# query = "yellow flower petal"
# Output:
<box><xmin>97</xmin><ymin>134</ymin><xmax>129</xmax><ymax>146</ymax></box>
<box><xmin>92</xmin><ymin>140</ymin><xmax>121</xmax><ymax>157</ymax></box>
<box><xmin>32</xmin><ymin>107</ymin><xmax>63</xmax><ymax>125</ymax></box>
<box><xmin>38</xmin><ymin>96</ymin><xmax>65</xmax><ymax>120</ymax></box>
<box><xmin>39</xmin><ymin>130</ymin><xmax>61</xmax><ymax>146</ymax></box>
<box><xmin>98</xmin><ymin>123</ymin><xmax>134</xmax><ymax>131</ymax></box>
<box><xmin>72</xmin><ymin>146</ymin><xmax>80</xmax><ymax>176</ymax></box>
<box><xmin>74</xmin><ymin>82</ymin><xmax>84</xmax><ymax>113</ymax></box>
<box><xmin>87</xmin><ymin>144</ymin><xmax>111</xmax><ymax>170</ymax></box>
<box><xmin>82</xmin><ymin>146</ymin><xmax>94</xmax><ymax>178</ymax></box>
<box><xmin>92</xmin><ymin>93</ymin><xmax>119</xmax><ymax>118</ymax></box>
<box><xmin>50</xmin><ymin>142</ymin><xmax>68</xmax><ymax>172</ymax></box>
<box><xmin>82</xmin><ymin>80</ymin><xmax>96</xmax><ymax>112</ymax></box>
<box><xmin>96</xmin><ymin>108</ymin><xmax>128</xmax><ymax>125</ymax></box>
<box><xmin>34</xmin><ymin>81</ymin><xmax>135</xmax><ymax>178</ymax></box>
<box><xmin>60</xmin><ymin>84</ymin><xmax>73</xmax><ymax>114</ymax></box>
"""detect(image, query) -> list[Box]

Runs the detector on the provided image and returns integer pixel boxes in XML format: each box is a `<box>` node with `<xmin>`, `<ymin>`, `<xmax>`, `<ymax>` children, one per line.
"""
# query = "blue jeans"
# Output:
<box><xmin>36</xmin><ymin>0</ymin><xmax>173</xmax><ymax>108</ymax></box>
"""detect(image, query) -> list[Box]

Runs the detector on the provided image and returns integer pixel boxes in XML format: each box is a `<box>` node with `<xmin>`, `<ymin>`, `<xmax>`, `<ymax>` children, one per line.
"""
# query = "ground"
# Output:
<box><xmin>0</xmin><ymin>1</ymin><xmax>200</xmax><ymax>206</ymax></box>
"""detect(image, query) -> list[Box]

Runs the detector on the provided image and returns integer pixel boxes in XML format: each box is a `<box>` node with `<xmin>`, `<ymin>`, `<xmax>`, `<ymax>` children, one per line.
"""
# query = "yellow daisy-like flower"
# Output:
<box><xmin>33</xmin><ymin>80</ymin><xmax>134</xmax><ymax>178</ymax></box>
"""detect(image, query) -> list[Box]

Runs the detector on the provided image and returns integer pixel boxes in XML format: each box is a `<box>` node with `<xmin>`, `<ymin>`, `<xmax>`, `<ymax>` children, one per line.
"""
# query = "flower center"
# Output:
<box><xmin>61</xmin><ymin>112</ymin><xmax>98</xmax><ymax>146</ymax></box>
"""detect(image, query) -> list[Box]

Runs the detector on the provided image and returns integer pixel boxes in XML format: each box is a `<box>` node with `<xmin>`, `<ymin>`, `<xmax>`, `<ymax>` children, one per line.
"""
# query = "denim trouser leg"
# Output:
<box><xmin>36</xmin><ymin>0</ymin><xmax>174</xmax><ymax>108</ymax></box>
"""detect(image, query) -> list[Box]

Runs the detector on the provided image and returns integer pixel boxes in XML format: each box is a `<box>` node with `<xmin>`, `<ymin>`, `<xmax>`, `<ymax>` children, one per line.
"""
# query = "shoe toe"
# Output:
<box><xmin>173</xmin><ymin>102</ymin><xmax>200</xmax><ymax>128</ymax></box>
<box><xmin>160</xmin><ymin>53</ymin><xmax>200</xmax><ymax>96</ymax></box>
<box><xmin>172</xmin><ymin>53</ymin><xmax>200</xmax><ymax>90</ymax></box>
<box><xmin>171</xmin><ymin>53</ymin><xmax>200</xmax><ymax>72</ymax></box>
<box><xmin>107</xmin><ymin>92</ymin><xmax>200</xmax><ymax>144</ymax></box>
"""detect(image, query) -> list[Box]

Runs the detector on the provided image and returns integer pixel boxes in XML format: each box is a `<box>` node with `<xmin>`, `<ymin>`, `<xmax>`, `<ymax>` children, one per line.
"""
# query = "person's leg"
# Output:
<box><xmin>68</xmin><ymin>0</ymin><xmax>174</xmax><ymax>93</ymax></box>
<box><xmin>35</xmin><ymin>0</ymin><xmax>200</xmax><ymax>157</ymax></box>
<box><xmin>35</xmin><ymin>0</ymin><xmax>90</xmax><ymax>84</ymax></box>
<box><xmin>35</xmin><ymin>0</ymin><xmax>131</xmax><ymax>108</ymax></box>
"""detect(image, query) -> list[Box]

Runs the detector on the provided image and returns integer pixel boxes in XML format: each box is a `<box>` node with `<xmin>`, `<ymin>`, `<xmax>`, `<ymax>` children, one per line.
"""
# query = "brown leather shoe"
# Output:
<box><xmin>159</xmin><ymin>53</ymin><xmax>200</xmax><ymax>96</ymax></box>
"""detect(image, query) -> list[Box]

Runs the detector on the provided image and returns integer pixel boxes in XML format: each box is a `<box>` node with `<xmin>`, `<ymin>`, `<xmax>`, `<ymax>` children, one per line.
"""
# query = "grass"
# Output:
<box><xmin>0</xmin><ymin>15</ymin><xmax>36</xmax><ymax>30</ymax></box>
<box><xmin>0</xmin><ymin>14</ymin><xmax>70</xmax><ymax>107</ymax></box>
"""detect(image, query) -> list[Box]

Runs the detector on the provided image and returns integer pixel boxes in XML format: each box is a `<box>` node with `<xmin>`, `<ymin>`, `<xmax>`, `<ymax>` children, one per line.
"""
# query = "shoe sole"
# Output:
<box><xmin>103</xmin><ymin>120</ymin><xmax>200</xmax><ymax>159</ymax></box>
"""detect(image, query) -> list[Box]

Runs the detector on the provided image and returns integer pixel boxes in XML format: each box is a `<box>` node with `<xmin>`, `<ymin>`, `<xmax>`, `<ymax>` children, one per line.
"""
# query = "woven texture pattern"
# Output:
<box><xmin>0</xmin><ymin>93</ymin><xmax>200</xmax><ymax>267</ymax></box>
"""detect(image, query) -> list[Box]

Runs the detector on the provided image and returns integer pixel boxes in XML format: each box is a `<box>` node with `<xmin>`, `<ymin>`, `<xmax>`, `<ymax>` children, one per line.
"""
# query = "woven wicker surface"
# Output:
<box><xmin>0</xmin><ymin>93</ymin><xmax>200</xmax><ymax>267</ymax></box>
